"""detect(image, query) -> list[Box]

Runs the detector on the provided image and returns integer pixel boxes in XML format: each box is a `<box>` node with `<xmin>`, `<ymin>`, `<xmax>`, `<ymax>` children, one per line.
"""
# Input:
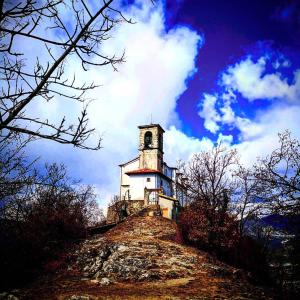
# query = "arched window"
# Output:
<box><xmin>144</xmin><ymin>131</ymin><xmax>152</xmax><ymax>148</ymax></box>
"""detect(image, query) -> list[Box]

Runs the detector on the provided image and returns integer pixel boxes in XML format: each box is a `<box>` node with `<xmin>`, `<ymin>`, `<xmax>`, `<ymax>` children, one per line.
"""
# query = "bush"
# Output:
<box><xmin>178</xmin><ymin>203</ymin><xmax>239</xmax><ymax>254</ymax></box>
<box><xmin>178</xmin><ymin>203</ymin><xmax>271</xmax><ymax>285</ymax></box>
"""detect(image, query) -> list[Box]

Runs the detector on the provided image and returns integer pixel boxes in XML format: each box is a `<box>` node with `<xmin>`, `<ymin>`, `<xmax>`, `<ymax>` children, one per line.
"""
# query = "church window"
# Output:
<box><xmin>147</xmin><ymin>177</ymin><xmax>151</xmax><ymax>182</ymax></box>
<box><xmin>144</xmin><ymin>131</ymin><xmax>152</xmax><ymax>148</ymax></box>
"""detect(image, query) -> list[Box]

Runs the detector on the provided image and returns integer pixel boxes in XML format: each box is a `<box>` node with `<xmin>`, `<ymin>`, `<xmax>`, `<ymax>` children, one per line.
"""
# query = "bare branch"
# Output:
<box><xmin>0</xmin><ymin>0</ymin><xmax>132</xmax><ymax>150</ymax></box>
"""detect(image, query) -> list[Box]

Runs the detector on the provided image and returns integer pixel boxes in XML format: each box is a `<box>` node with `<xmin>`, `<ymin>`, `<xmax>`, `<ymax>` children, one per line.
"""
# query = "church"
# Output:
<box><xmin>112</xmin><ymin>124</ymin><xmax>187</xmax><ymax>221</ymax></box>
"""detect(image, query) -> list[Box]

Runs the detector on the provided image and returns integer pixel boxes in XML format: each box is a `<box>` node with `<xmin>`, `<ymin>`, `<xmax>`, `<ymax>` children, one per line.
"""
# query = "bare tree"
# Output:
<box><xmin>233</xmin><ymin>166</ymin><xmax>262</xmax><ymax>237</ymax></box>
<box><xmin>0</xmin><ymin>133</ymin><xmax>37</xmax><ymax>220</ymax></box>
<box><xmin>0</xmin><ymin>0</ymin><xmax>132</xmax><ymax>149</ymax></box>
<box><xmin>254</xmin><ymin>130</ymin><xmax>300</xmax><ymax>215</ymax></box>
<box><xmin>180</xmin><ymin>144</ymin><xmax>239</xmax><ymax>250</ymax></box>
<box><xmin>185</xmin><ymin>144</ymin><xmax>238</xmax><ymax>211</ymax></box>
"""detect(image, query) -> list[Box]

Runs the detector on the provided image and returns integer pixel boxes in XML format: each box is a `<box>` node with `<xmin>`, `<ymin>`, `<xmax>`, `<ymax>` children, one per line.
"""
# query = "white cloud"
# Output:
<box><xmin>217</xmin><ymin>133</ymin><xmax>233</xmax><ymax>146</ymax></box>
<box><xmin>222</xmin><ymin>56</ymin><xmax>300</xmax><ymax>102</ymax></box>
<box><xmin>220</xmin><ymin>101</ymin><xmax>235</xmax><ymax>124</ymax></box>
<box><xmin>198</xmin><ymin>92</ymin><xmax>236</xmax><ymax>134</ymax></box>
<box><xmin>164</xmin><ymin>126</ymin><xmax>213</xmax><ymax>163</ymax></box>
<box><xmin>234</xmin><ymin>104</ymin><xmax>300</xmax><ymax>166</ymax></box>
<box><xmin>198</xmin><ymin>93</ymin><xmax>221</xmax><ymax>133</ymax></box>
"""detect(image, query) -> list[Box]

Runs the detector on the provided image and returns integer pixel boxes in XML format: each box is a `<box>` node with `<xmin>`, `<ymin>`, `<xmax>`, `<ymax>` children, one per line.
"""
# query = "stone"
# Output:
<box><xmin>68</xmin><ymin>296</ymin><xmax>90</xmax><ymax>300</ymax></box>
<box><xmin>166</xmin><ymin>270</ymin><xmax>180</xmax><ymax>279</ymax></box>
<box><xmin>93</xmin><ymin>271</ymin><xmax>102</xmax><ymax>279</ymax></box>
<box><xmin>138</xmin><ymin>273</ymin><xmax>150</xmax><ymax>281</ymax></box>
<box><xmin>117</xmin><ymin>245</ymin><xmax>128</xmax><ymax>252</ymax></box>
<box><xmin>99</xmin><ymin>277</ymin><xmax>111</xmax><ymax>285</ymax></box>
<box><xmin>99</xmin><ymin>247</ymin><xmax>111</xmax><ymax>259</ymax></box>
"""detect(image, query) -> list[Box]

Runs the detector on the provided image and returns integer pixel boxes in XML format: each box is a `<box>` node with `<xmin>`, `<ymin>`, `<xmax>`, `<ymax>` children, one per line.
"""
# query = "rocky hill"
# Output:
<box><xmin>15</xmin><ymin>213</ymin><xmax>274</xmax><ymax>299</ymax></box>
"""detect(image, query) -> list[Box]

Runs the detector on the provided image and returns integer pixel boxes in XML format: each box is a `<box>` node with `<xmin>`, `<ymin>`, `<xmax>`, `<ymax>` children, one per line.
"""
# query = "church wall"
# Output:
<box><xmin>176</xmin><ymin>185</ymin><xmax>188</xmax><ymax>206</ymax></box>
<box><xmin>162</xmin><ymin>164</ymin><xmax>174</xmax><ymax>179</ymax></box>
<box><xmin>139</xmin><ymin>149</ymin><xmax>162</xmax><ymax>170</ymax></box>
<box><xmin>158</xmin><ymin>196</ymin><xmax>175</xmax><ymax>220</ymax></box>
<box><xmin>129</xmin><ymin>174</ymin><xmax>157</xmax><ymax>200</ymax></box>
<box><xmin>156</xmin><ymin>175</ymin><xmax>172</xmax><ymax>197</ymax></box>
<box><xmin>120</xmin><ymin>159</ymin><xmax>139</xmax><ymax>186</ymax></box>
<box><xmin>120</xmin><ymin>159</ymin><xmax>139</xmax><ymax>200</ymax></box>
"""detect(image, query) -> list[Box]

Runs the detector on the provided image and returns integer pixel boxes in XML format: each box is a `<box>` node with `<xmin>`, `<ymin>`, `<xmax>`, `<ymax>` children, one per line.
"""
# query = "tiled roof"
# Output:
<box><xmin>125</xmin><ymin>169</ymin><xmax>173</xmax><ymax>182</ymax></box>
<box><xmin>125</xmin><ymin>169</ymin><xmax>160</xmax><ymax>175</ymax></box>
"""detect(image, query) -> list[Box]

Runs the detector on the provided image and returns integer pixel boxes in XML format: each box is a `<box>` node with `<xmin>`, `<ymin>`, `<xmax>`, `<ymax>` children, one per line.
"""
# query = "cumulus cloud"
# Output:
<box><xmin>198</xmin><ymin>94</ymin><xmax>221</xmax><ymax>133</ymax></box>
<box><xmin>220</xmin><ymin>101</ymin><xmax>235</xmax><ymax>125</ymax></box>
<box><xmin>222</xmin><ymin>56</ymin><xmax>300</xmax><ymax>102</ymax></box>
<box><xmin>164</xmin><ymin>126</ymin><xmax>213</xmax><ymax>163</ymax></box>
<box><xmin>217</xmin><ymin>133</ymin><xmax>233</xmax><ymax>146</ymax></box>
<box><xmin>198</xmin><ymin>92</ymin><xmax>236</xmax><ymax>134</ymax></box>
<box><xmin>234</xmin><ymin>104</ymin><xmax>300</xmax><ymax>166</ymax></box>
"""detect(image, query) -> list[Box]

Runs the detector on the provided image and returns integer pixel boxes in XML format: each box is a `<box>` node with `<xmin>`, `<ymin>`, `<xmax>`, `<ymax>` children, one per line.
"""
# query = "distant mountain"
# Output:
<box><xmin>260</xmin><ymin>214</ymin><xmax>300</xmax><ymax>234</ymax></box>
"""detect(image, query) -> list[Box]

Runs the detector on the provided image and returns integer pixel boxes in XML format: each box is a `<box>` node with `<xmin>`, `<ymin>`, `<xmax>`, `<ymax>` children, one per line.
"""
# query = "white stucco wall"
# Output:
<box><xmin>158</xmin><ymin>196</ymin><xmax>175</xmax><ymax>219</ymax></box>
<box><xmin>120</xmin><ymin>158</ymin><xmax>139</xmax><ymax>199</ymax></box>
<box><xmin>129</xmin><ymin>174</ymin><xmax>157</xmax><ymax>200</ymax></box>
<box><xmin>120</xmin><ymin>158</ymin><xmax>139</xmax><ymax>185</ymax></box>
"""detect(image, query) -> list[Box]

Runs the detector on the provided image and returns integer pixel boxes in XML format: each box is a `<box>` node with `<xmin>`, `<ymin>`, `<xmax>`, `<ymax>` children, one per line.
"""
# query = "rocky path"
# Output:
<box><xmin>18</xmin><ymin>215</ymin><xmax>275</xmax><ymax>299</ymax></box>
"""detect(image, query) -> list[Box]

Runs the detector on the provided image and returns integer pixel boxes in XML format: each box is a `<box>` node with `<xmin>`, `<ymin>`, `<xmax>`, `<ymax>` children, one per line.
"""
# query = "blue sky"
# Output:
<box><xmin>21</xmin><ymin>0</ymin><xmax>300</xmax><ymax>208</ymax></box>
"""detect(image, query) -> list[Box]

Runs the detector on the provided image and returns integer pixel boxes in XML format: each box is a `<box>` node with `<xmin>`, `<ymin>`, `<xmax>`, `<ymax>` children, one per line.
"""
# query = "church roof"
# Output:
<box><xmin>125</xmin><ymin>168</ymin><xmax>160</xmax><ymax>175</ymax></box>
<box><xmin>125</xmin><ymin>169</ymin><xmax>173</xmax><ymax>181</ymax></box>
<box><xmin>119</xmin><ymin>156</ymin><xmax>139</xmax><ymax>167</ymax></box>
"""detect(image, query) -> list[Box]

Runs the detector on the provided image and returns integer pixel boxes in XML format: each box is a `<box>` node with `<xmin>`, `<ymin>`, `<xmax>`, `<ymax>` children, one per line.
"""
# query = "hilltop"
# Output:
<box><xmin>16</xmin><ymin>213</ymin><xmax>274</xmax><ymax>299</ymax></box>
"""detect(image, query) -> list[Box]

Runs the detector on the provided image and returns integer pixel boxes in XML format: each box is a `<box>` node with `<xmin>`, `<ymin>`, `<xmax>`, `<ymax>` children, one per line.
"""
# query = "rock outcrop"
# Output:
<box><xmin>17</xmin><ymin>214</ymin><xmax>274</xmax><ymax>299</ymax></box>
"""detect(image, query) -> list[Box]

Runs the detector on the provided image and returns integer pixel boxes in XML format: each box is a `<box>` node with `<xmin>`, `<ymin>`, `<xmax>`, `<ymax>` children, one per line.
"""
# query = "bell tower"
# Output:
<box><xmin>138</xmin><ymin>124</ymin><xmax>164</xmax><ymax>172</ymax></box>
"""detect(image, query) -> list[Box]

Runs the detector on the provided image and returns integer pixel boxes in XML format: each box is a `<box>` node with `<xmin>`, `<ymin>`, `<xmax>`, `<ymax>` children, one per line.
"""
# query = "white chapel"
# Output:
<box><xmin>117</xmin><ymin>124</ymin><xmax>187</xmax><ymax>220</ymax></box>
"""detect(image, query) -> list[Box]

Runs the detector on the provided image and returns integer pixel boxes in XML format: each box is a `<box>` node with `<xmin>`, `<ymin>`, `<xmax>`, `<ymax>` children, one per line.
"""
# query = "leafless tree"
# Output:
<box><xmin>249</xmin><ymin>131</ymin><xmax>300</xmax><ymax>294</ymax></box>
<box><xmin>254</xmin><ymin>130</ymin><xmax>300</xmax><ymax>215</ymax></box>
<box><xmin>233</xmin><ymin>166</ymin><xmax>262</xmax><ymax>237</ymax></box>
<box><xmin>184</xmin><ymin>144</ymin><xmax>238</xmax><ymax>211</ymax></box>
<box><xmin>0</xmin><ymin>132</ymin><xmax>37</xmax><ymax>220</ymax></box>
<box><xmin>180</xmin><ymin>144</ymin><xmax>239</xmax><ymax>249</ymax></box>
<box><xmin>0</xmin><ymin>0</ymin><xmax>132</xmax><ymax>149</ymax></box>
<box><xmin>2</xmin><ymin>161</ymin><xmax>100</xmax><ymax>228</ymax></box>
